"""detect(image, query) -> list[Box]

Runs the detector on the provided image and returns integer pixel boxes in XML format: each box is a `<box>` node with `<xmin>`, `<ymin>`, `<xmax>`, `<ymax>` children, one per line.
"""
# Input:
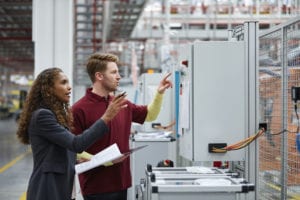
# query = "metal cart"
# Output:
<box><xmin>140</xmin><ymin>165</ymin><xmax>241</xmax><ymax>200</ymax></box>
<box><xmin>147</xmin><ymin>176</ymin><xmax>254</xmax><ymax>200</ymax></box>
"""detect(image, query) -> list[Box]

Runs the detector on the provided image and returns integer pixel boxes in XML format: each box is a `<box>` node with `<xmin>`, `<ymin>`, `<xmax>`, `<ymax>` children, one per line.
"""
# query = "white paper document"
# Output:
<box><xmin>75</xmin><ymin>143</ymin><xmax>147</xmax><ymax>174</ymax></box>
<box><xmin>134</xmin><ymin>131</ymin><xmax>173</xmax><ymax>139</ymax></box>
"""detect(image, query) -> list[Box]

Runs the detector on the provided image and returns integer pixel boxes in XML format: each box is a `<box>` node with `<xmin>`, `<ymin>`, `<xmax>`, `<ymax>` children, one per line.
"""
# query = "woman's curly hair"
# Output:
<box><xmin>16</xmin><ymin>67</ymin><xmax>73</xmax><ymax>144</ymax></box>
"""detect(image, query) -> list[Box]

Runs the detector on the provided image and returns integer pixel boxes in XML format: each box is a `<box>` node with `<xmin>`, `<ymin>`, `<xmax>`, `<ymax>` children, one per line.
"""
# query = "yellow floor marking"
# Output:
<box><xmin>266</xmin><ymin>182</ymin><xmax>300</xmax><ymax>199</ymax></box>
<box><xmin>289</xmin><ymin>194</ymin><xmax>300</xmax><ymax>200</ymax></box>
<box><xmin>19</xmin><ymin>191</ymin><xmax>26</xmax><ymax>200</ymax></box>
<box><xmin>0</xmin><ymin>148</ymin><xmax>31</xmax><ymax>173</ymax></box>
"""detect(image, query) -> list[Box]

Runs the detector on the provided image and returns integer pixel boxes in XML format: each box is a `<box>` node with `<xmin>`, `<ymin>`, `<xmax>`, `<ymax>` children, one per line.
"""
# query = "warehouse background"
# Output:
<box><xmin>1</xmin><ymin>1</ymin><xmax>300</xmax><ymax>200</ymax></box>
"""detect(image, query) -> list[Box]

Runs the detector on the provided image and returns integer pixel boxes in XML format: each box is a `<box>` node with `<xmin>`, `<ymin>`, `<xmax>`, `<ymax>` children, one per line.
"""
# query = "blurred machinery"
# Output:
<box><xmin>0</xmin><ymin>89</ymin><xmax>27</xmax><ymax>120</ymax></box>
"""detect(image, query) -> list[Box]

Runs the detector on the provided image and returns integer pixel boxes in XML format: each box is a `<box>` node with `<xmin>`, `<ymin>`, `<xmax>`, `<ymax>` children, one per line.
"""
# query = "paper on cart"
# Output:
<box><xmin>135</xmin><ymin>131</ymin><xmax>172</xmax><ymax>139</ymax></box>
<box><xmin>186</xmin><ymin>166</ymin><xmax>215</xmax><ymax>174</ymax></box>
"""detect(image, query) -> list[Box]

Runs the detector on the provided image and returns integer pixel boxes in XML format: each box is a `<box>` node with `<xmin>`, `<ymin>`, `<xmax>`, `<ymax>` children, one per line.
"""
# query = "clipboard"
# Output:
<box><xmin>123</xmin><ymin>145</ymin><xmax>148</xmax><ymax>155</ymax></box>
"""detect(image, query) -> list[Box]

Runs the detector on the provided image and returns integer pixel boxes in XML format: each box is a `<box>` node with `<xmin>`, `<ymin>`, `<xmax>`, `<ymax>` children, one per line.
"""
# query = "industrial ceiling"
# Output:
<box><xmin>0</xmin><ymin>0</ymin><xmax>33</xmax><ymax>74</ymax></box>
<box><xmin>74</xmin><ymin>0</ymin><xmax>147</xmax><ymax>85</ymax></box>
<box><xmin>0</xmin><ymin>0</ymin><xmax>147</xmax><ymax>76</ymax></box>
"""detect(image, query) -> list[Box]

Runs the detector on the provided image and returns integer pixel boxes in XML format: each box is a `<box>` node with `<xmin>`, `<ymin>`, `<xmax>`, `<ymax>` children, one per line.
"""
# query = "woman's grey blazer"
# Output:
<box><xmin>26</xmin><ymin>108</ymin><xmax>108</xmax><ymax>200</ymax></box>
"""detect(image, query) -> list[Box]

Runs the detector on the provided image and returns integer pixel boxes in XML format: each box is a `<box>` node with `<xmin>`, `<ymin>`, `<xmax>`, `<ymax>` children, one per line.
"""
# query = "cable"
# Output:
<box><xmin>294</xmin><ymin>103</ymin><xmax>300</xmax><ymax>133</ymax></box>
<box><xmin>152</xmin><ymin>120</ymin><xmax>176</xmax><ymax>131</ymax></box>
<box><xmin>211</xmin><ymin>128</ymin><xmax>265</xmax><ymax>153</ymax></box>
<box><xmin>212</xmin><ymin>88</ymin><xmax>300</xmax><ymax>153</ymax></box>
<box><xmin>211</xmin><ymin>126</ymin><xmax>300</xmax><ymax>153</ymax></box>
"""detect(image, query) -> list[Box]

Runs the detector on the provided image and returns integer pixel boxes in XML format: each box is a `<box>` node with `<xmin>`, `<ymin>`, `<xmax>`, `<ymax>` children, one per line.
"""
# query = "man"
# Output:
<box><xmin>72</xmin><ymin>53</ymin><xmax>172</xmax><ymax>200</ymax></box>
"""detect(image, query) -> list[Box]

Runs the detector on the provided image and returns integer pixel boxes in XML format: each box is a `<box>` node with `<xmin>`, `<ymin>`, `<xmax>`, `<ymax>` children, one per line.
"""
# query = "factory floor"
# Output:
<box><xmin>0</xmin><ymin>117</ymin><xmax>30</xmax><ymax>200</ymax></box>
<box><xmin>0</xmin><ymin>117</ymin><xmax>84</xmax><ymax>200</ymax></box>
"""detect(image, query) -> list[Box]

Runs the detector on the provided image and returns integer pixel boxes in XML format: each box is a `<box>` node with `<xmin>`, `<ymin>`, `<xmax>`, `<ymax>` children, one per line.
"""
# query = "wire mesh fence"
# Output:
<box><xmin>259</xmin><ymin>17</ymin><xmax>300</xmax><ymax>200</ymax></box>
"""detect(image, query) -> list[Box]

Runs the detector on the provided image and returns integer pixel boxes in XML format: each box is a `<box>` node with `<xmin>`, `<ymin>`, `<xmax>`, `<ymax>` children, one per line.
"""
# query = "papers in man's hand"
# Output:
<box><xmin>75</xmin><ymin>143</ymin><xmax>147</xmax><ymax>174</ymax></box>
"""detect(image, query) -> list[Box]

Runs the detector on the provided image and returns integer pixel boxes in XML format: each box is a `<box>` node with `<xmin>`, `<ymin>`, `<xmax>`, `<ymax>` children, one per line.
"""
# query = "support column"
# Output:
<box><xmin>32</xmin><ymin>0</ymin><xmax>74</xmax><ymax>102</ymax></box>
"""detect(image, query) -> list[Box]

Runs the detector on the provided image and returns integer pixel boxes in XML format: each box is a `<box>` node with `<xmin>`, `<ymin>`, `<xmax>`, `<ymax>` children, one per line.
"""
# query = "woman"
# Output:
<box><xmin>16</xmin><ymin>67</ymin><xmax>126</xmax><ymax>200</ymax></box>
